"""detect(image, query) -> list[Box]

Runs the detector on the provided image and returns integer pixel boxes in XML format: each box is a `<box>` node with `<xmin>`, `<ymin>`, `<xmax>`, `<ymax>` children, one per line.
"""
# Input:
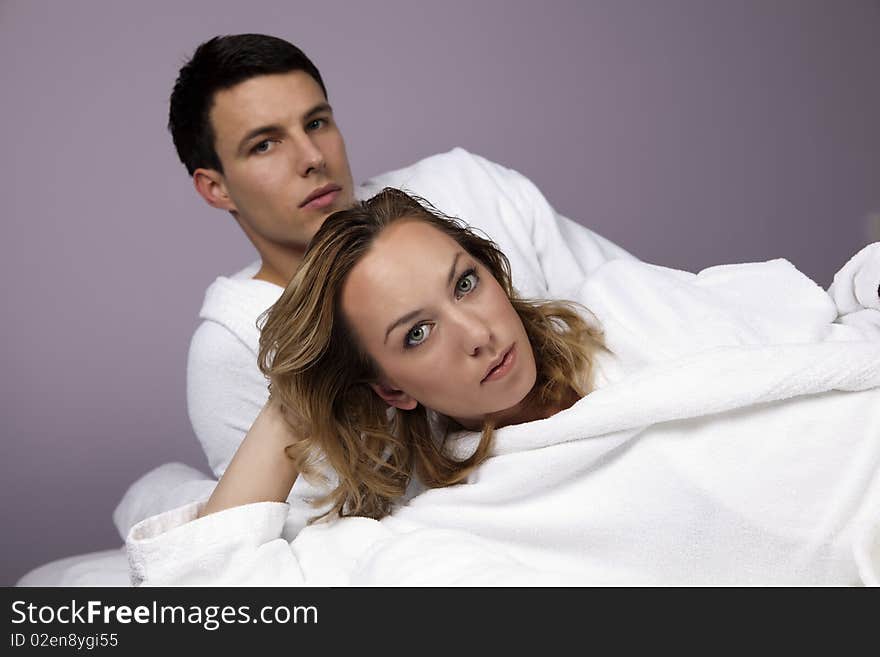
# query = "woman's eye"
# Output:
<box><xmin>455</xmin><ymin>270</ymin><xmax>479</xmax><ymax>298</ymax></box>
<box><xmin>405</xmin><ymin>323</ymin><xmax>433</xmax><ymax>348</ymax></box>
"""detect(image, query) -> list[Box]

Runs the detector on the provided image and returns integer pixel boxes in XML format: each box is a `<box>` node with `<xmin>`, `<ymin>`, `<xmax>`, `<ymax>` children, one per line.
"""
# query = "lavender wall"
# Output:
<box><xmin>2</xmin><ymin>0</ymin><xmax>878</xmax><ymax>585</ymax></box>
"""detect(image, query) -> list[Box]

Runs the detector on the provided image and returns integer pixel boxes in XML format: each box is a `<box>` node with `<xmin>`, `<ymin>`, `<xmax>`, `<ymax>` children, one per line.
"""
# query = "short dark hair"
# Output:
<box><xmin>168</xmin><ymin>34</ymin><xmax>328</xmax><ymax>175</ymax></box>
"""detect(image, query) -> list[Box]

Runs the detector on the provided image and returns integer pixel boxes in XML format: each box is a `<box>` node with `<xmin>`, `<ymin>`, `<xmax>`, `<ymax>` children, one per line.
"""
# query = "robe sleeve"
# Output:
<box><xmin>126</xmin><ymin>501</ymin><xmax>303</xmax><ymax>586</ymax></box>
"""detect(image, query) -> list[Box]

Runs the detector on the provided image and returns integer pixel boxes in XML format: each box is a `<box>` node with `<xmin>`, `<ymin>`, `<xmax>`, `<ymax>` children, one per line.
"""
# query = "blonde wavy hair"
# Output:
<box><xmin>258</xmin><ymin>188</ymin><xmax>604</xmax><ymax>521</ymax></box>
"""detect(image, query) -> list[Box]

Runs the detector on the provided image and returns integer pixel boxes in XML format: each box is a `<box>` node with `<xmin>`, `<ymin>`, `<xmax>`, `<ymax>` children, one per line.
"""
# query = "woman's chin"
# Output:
<box><xmin>439</xmin><ymin>372</ymin><xmax>537</xmax><ymax>431</ymax></box>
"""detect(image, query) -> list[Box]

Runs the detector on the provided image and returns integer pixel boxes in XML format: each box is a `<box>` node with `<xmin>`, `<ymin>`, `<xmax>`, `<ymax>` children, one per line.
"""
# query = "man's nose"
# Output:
<box><xmin>294</xmin><ymin>134</ymin><xmax>325</xmax><ymax>176</ymax></box>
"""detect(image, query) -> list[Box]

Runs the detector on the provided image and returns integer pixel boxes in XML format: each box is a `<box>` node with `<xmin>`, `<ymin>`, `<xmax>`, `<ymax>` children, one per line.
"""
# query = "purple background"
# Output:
<box><xmin>2</xmin><ymin>0</ymin><xmax>878</xmax><ymax>585</ymax></box>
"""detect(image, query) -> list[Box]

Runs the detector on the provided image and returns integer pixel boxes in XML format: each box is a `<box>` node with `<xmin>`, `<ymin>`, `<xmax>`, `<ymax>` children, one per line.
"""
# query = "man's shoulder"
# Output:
<box><xmin>189</xmin><ymin>320</ymin><xmax>246</xmax><ymax>356</ymax></box>
<box><xmin>199</xmin><ymin>273</ymin><xmax>281</xmax><ymax>320</ymax></box>
<box><xmin>356</xmin><ymin>148</ymin><xmax>533</xmax><ymax>216</ymax></box>
<box><xmin>361</xmin><ymin>147</ymin><xmax>478</xmax><ymax>181</ymax></box>
<box><xmin>359</xmin><ymin>148</ymin><xmax>521</xmax><ymax>194</ymax></box>
<box><xmin>191</xmin><ymin>261</ymin><xmax>283</xmax><ymax>356</ymax></box>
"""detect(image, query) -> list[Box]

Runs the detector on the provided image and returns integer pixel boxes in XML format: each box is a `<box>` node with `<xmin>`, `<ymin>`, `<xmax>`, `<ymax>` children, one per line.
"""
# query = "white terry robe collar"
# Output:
<box><xmin>198</xmin><ymin>261</ymin><xmax>283</xmax><ymax>353</ymax></box>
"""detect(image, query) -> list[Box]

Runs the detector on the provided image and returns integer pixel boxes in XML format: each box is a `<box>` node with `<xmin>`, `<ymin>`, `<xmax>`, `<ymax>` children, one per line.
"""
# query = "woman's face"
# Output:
<box><xmin>340</xmin><ymin>219</ymin><xmax>537</xmax><ymax>429</ymax></box>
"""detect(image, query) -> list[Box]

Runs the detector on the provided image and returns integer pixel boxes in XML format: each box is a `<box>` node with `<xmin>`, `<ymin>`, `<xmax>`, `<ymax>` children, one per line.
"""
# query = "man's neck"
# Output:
<box><xmin>232</xmin><ymin>211</ymin><xmax>306</xmax><ymax>288</ymax></box>
<box><xmin>252</xmin><ymin>256</ymin><xmax>302</xmax><ymax>288</ymax></box>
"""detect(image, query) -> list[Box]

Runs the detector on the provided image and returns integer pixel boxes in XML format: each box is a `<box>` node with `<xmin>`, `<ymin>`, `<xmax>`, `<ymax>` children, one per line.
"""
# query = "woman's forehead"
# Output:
<box><xmin>362</xmin><ymin>220</ymin><xmax>461</xmax><ymax>279</ymax></box>
<box><xmin>340</xmin><ymin>221</ymin><xmax>465</xmax><ymax>336</ymax></box>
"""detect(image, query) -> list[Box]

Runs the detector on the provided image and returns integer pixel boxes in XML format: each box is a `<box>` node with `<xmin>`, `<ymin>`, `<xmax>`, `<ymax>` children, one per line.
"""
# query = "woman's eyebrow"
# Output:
<box><xmin>384</xmin><ymin>309</ymin><xmax>423</xmax><ymax>344</ymax></box>
<box><xmin>383</xmin><ymin>252</ymin><xmax>464</xmax><ymax>344</ymax></box>
<box><xmin>446</xmin><ymin>252</ymin><xmax>462</xmax><ymax>287</ymax></box>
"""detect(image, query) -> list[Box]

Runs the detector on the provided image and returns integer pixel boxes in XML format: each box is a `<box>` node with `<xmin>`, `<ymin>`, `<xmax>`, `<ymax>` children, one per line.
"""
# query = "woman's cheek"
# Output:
<box><xmin>395</xmin><ymin>350</ymin><xmax>441</xmax><ymax>397</ymax></box>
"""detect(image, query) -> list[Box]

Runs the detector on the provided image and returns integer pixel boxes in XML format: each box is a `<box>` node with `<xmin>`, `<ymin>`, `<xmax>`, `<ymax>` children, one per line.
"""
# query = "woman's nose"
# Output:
<box><xmin>453</xmin><ymin>309</ymin><xmax>493</xmax><ymax>356</ymax></box>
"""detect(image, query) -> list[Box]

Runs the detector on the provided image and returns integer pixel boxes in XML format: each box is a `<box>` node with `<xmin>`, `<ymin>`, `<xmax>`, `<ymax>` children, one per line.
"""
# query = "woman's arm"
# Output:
<box><xmin>126</xmin><ymin>399</ymin><xmax>304</xmax><ymax>585</ymax></box>
<box><xmin>198</xmin><ymin>398</ymin><xmax>300</xmax><ymax>518</ymax></box>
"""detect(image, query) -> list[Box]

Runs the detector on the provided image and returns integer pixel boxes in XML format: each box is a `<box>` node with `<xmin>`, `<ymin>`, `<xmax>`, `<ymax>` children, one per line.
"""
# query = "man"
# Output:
<box><xmin>170</xmin><ymin>34</ymin><xmax>354</xmax><ymax>288</ymax></box>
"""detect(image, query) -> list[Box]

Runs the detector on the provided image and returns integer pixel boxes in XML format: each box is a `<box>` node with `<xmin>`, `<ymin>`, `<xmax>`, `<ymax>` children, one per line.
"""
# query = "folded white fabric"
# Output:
<box><xmin>571</xmin><ymin>257</ymin><xmax>839</xmax><ymax>373</ymax></box>
<box><xmin>828</xmin><ymin>242</ymin><xmax>880</xmax><ymax>314</ymax></box>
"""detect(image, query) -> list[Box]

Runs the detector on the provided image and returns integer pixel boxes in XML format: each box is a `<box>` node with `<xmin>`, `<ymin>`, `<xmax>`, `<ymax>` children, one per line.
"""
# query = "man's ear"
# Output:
<box><xmin>369</xmin><ymin>381</ymin><xmax>418</xmax><ymax>411</ymax></box>
<box><xmin>193</xmin><ymin>167</ymin><xmax>237</xmax><ymax>212</ymax></box>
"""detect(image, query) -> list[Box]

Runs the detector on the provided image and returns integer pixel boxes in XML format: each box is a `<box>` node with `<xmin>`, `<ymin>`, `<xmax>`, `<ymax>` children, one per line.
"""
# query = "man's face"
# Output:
<box><xmin>206</xmin><ymin>71</ymin><xmax>355</xmax><ymax>252</ymax></box>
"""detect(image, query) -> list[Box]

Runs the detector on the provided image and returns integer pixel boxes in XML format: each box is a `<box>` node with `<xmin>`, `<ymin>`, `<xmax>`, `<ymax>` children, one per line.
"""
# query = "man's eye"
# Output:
<box><xmin>252</xmin><ymin>140</ymin><xmax>275</xmax><ymax>154</ymax></box>
<box><xmin>455</xmin><ymin>270</ymin><xmax>479</xmax><ymax>298</ymax></box>
<box><xmin>404</xmin><ymin>323</ymin><xmax>433</xmax><ymax>348</ymax></box>
<box><xmin>306</xmin><ymin>118</ymin><xmax>326</xmax><ymax>131</ymax></box>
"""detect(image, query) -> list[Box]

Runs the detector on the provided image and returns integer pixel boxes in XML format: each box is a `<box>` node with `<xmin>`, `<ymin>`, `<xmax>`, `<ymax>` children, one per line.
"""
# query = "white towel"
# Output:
<box><xmin>127</xmin><ymin>256</ymin><xmax>880</xmax><ymax>586</ymax></box>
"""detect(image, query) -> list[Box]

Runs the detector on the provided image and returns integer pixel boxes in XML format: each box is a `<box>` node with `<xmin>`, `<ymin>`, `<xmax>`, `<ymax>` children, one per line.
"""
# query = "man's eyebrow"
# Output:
<box><xmin>383</xmin><ymin>252</ymin><xmax>463</xmax><ymax>345</ymax></box>
<box><xmin>236</xmin><ymin>103</ymin><xmax>333</xmax><ymax>155</ymax></box>
<box><xmin>303</xmin><ymin>102</ymin><xmax>333</xmax><ymax>120</ymax></box>
<box><xmin>237</xmin><ymin>124</ymin><xmax>283</xmax><ymax>155</ymax></box>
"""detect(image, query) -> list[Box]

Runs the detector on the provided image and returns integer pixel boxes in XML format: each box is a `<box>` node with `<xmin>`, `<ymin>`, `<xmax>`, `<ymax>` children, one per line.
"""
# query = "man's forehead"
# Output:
<box><xmin>209</xmin><ymin>71</ymin><xmax>326</xmax><ymax>140</ymax></box>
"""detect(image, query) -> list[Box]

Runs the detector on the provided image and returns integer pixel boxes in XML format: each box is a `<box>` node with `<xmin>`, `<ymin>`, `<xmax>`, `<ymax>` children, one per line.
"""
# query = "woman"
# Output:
<box><xmin>260</xmin><ymin>188</ymin><xmax>604</xmax><ymax>519</ymax></box>
<box><xmin>196</xmin><ymin>187</ymin><xmax>608</xmax><ymax>524</ymax></box>
<box><xmin>129</xmin><ymin>189</ymin><xmax>880</xmax><ymax>586</ymax></box>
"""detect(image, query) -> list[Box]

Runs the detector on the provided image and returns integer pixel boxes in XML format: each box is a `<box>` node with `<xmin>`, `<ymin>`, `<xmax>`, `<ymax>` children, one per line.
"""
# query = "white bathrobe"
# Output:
<box><xmin>17</xmin><ymin>148</ymin><xmax>634</xmax><ymax>586</ymax></box>
<box><xmin>126</xmin><ymin>245</ymin><xmax>880</xmax><ymax>587</ymax></box>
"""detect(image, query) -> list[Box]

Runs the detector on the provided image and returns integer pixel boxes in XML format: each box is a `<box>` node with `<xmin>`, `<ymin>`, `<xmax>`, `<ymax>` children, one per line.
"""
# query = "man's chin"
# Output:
<box><xmin>337</xmin><ymin>191</ymin><xmax>357</xmax><ymax>211</ymax></box>
<box><xmin>318</xmin><ymin>193</ymin><xmax>355</xmax><ymax>220</ymax></box>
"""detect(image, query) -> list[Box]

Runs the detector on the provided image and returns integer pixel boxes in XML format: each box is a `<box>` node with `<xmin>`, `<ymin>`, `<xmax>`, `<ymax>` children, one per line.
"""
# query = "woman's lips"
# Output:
<box><xmin>482</xmin><ymin>344</ymin><xmax>516</xmax><ymax>384</ymax></box>
<box><xmin>300</xmin><ymin>186</ymin><xmax>341</xmax><ymax>210</ymax></box>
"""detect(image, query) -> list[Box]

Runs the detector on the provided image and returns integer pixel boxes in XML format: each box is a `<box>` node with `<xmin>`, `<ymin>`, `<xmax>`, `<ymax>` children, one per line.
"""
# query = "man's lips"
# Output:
<box><xmin>481</xmin><ymin>344</ymin><xmax>516</xmax><ymax>384</ymax></box>
<box><xmin>299</xmin><ymin>184</ymin><xmax>342</xmax><ymax>209</ymax></box>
